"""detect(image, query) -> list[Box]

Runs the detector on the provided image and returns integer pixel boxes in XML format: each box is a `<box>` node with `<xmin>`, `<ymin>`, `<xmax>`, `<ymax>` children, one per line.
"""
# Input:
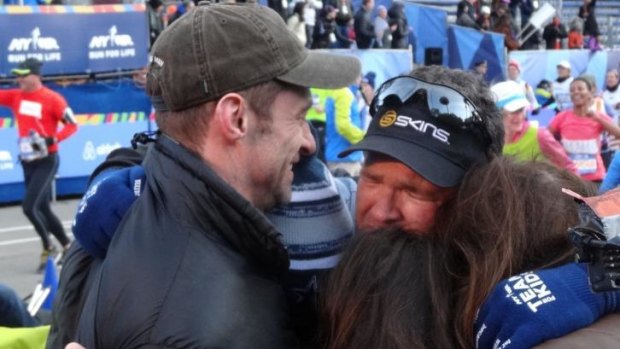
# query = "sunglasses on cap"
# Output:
<box><xmin>369</xmin><ymin>75</ymin><xmax>491</xmax><ymax>144</ymax></box>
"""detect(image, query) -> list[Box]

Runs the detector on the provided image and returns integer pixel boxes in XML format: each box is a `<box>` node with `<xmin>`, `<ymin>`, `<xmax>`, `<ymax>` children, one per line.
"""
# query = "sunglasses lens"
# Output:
<box><xmin>426</xmin><ymin>88</ymin><xmax>478</xmax><ymax>124</ymax></box>
<box><xmin>370</xmin><ymin>76</ymin><xmax>490</xmax><ymax>146</ymax></box>
<box><xmin>373</xmin><ymin>76</ymin><xmax>481</xmax><ymax>124</ymax></box>
<box><xmin>371</xmin><ymin>78</ymin><xmax>418</xmax><ymax>116</ymax></box>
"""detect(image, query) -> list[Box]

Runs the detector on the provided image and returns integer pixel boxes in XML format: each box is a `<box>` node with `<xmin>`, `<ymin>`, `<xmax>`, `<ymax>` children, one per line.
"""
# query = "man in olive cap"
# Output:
<box><xmin>74</xmin><ymin>3</ymin><xmax>360</xmax><ymax>348</ymax></box>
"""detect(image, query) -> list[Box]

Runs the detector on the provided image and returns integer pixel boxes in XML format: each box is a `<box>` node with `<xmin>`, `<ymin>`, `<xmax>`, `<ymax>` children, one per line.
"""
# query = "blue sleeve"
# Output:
<box><xmin>600</xmin><ymin>152</ymin><xmax>620</xmax><ymax>193</ymax></box>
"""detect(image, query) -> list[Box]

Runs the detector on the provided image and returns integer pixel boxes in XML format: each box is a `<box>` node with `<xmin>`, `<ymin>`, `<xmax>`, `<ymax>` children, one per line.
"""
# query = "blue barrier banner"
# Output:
<box><xmin>448</xmin><ymin>25</ymin><xmax>506</xmax><ymax>83</ymax></box>
<box><xmin>0</xmin><ymin>132</ymin><xmax>21</xmax><ymax>184</ymax></box>
<box><xmin>404</xmin><ymin>4</ymin><xmax>448</xmax><ymax>66</ymax></box>
<box><xmin>0</xmin><ymin>79</ymin><xmax>152</xmax><ymax>188</ymax></box>
<box><xmin>328</xmin><ymin>49</ymin><xmax>413</xmax><ymax>87</ymax></box>
<box><xmin>56</xmin><ymin>122</ymin><xmax>149</xmax><ymax>178</ymax></box>
<box><xmin>509</xmin><ymin>49</ymin><xmax>620</xmax><ymax>93</ymax></box>
<box><xmin>0</xmin><ymin>5</ymin><xmax>149</xmax><ymax>77</ymax></box>
<box><xmin>609</xmin><ymin>51</ymin><xmax>620</xmax><ymax>75</ymax></box>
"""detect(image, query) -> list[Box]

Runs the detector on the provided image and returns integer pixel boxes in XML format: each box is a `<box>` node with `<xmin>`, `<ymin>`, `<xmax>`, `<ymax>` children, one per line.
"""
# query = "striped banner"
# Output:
<box><xmin>0</xmin><ymin>111</ymin><xmax>147</xmax><ymax>129</ymax></box>
<box><xmin>0</xmin><ymin>4</ymin><xmax>145</xmax><ymax>14</ymax></box>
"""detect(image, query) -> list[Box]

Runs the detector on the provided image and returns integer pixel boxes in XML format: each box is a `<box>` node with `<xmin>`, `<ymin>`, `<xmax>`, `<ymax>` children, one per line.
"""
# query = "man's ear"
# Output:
<box><xmin>213</xmin><ymin>93</ymin><xmax>249</xmax><ymax>142</ymax></box>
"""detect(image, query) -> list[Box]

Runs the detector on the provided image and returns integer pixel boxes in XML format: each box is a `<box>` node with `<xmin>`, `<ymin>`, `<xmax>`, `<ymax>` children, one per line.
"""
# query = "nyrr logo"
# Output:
<box><xmin>89</xmin><ymin>26</ymin><xmax>135</xmax><ymax>49</ymax></box>
<box><xmin>393</xmin><ymin>115</ymin><xmax>451</xmax><ymax>144</ymax></box>
<box><xmin>88</xmin><ymin>26</ymin><xmax>136</xmax><ymax>60</ymax></box>
<box><xmin>8</xmin><ymin>27</ymin><xmax>60</xmax><ymax>52</ymax></box>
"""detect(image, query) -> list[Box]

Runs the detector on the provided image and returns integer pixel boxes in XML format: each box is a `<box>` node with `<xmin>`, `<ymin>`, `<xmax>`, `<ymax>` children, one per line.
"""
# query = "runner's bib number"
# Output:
<box><xmin>569</xmin><ymin>153</ymin><xmax>597</xmax><ymax>175</ymax></box>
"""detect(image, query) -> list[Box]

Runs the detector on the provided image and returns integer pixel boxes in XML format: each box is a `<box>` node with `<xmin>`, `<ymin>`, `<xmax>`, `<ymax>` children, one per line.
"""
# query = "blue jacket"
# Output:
<box><xmin>600</xmin><ymin>151</ymin><xmax>620</xmax><ymax>193</ymax></box>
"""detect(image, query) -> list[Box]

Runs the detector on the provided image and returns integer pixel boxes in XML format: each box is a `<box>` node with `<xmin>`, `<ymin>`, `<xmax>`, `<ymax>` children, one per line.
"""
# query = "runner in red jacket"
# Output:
<box><xmin>0</xmin><ymin>58</ymin><xmax>77</xmax><ymax>272</ymax></box>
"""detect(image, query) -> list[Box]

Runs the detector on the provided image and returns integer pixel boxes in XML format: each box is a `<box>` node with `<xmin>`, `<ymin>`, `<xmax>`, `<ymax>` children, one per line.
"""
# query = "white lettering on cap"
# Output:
<box><xmin>379</xmin><ymin>110</ymin><xmax>451</xmax><ymax>145</ymax></box>
<box><xmin>394</xmin><ymin>115</ymin><xmax>450</xmax><ymax>144</ymax></box>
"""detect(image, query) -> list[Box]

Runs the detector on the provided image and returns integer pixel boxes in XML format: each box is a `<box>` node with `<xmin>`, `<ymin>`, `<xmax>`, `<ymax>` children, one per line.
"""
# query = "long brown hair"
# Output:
<box><xmin>320</xmin><ymin>229</ymin><xmax>454</xmax><ymax>349</ymax></box>
<box><xmin>434</xmin><ymin>157</ymin><xmax>597</xmax><ymax>348</ymax></box>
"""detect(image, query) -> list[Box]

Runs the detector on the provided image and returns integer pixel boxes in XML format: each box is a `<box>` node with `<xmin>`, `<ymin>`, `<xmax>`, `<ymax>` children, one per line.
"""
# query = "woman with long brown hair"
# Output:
<box><xmin>435</xmin><ymin>157</ymin><xmax>596</xmax><ymax>348</ymax></box>
<box><xmin>320</xmin><ymin>228</ymin><xmax>452</xmax><ymax>349</ymax></box>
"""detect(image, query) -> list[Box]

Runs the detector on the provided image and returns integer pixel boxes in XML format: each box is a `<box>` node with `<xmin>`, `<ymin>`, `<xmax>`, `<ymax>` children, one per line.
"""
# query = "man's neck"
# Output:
<box><xmin>574</xmin><ymin>105</ymin><xmax>589</xmax><ymax>116</ymax></box>
<box><xmin>606</xmin><ymin>83</ymin><xmax>619</xmax><ymax>93</ymax></box>
<box><xmin>556</xmin><ymin>76</ymin><xmax>571</xmax><ymax>83</ymax></box>
<box><xmin>22</xmin><ymin>81</ymin><xmax>43</xmax><ymax>93</ymax></box>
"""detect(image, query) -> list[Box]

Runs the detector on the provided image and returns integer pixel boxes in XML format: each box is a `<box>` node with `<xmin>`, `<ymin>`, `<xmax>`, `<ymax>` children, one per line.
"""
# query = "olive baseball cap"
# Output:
<box><xmin>147</xmin><ymin>2</ymin><xmax>362</xmax><ymax>112</ymax></box>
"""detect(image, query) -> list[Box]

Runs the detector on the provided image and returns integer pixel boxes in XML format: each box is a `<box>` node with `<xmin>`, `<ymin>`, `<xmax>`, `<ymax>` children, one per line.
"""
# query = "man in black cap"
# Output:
<box><xmin>72</xmin><ymin>3</ymin><xmax>360</xmax><ymax>348</ymax></box>
<box><xmin>341</xmin><ymin>64</ymin><xmax>503</xmax><ymax>233</ymax></box>
<box><xmin>0</xmin><ymin>58</ymin><xmax>77</xmax><ymax>273</ymax></box>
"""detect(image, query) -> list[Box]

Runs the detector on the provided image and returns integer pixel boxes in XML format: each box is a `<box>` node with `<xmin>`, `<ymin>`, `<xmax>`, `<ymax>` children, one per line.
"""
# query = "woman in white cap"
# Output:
<box><xmin>552</xmin><ymin>60</ymin><xmax>574</xmax><ymax>111</ymax></box>
<box><xmin>507</xmin><ymin>59</ymin><xmax>538</xmax><ymax>109</ymax></box>
<box><xmin>491</xmin><ymin>80</ymin><xmax>577</xmax><ymax>174</ymax></box>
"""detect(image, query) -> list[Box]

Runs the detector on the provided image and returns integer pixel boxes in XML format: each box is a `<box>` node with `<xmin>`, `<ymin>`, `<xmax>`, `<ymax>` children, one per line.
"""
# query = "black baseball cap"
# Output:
<box><xmin>339</xmin><ymin>103</ymin><xmax>489</xmax><ymax>188</ymax></box>
<box><xmin>147</xmin><ymin>2</ymin><xmax>361</xmax><ymax>112</ymax></box>
<box><xmin>11</xmin><ymin>58</ymin><xmax>43</xmax><ymax>77</ymax></box>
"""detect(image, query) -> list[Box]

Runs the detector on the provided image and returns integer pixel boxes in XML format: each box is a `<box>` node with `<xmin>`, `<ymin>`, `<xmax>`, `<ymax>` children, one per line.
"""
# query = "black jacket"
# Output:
<box><xmin>579</xmin><ymin>0</ymin><xmax>600</xmax><ymax>37</ymax></box>
<box><xmin>353</xmin><ymin>8</ymin><xmax>374</xmax><ymax>49</ymax></box>
<box><xmin>388</xmin><ymin>4</ymin><xmax>410</xmax><ymax>49</ymax></box>
<box><xmin>75</xmin><ymin>136</ymin><xmax>297</xmax><ymax>348</ymax></box>
<box><xmin>542</xmin><ymin>22</ymin><xmax>567</xmax><ymax>49</ymax></box>
<box><xmin>312</xmin><ymin>13</ymin><xmax>337</xmax><ymax>49</ymax></box>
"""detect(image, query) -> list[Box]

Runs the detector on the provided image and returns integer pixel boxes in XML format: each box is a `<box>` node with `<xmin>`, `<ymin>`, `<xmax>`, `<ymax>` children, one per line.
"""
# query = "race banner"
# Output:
<box><xmin>0</xmin><ymin>5</ymin><xmax>149</xmax><ymax>77</ymax></box>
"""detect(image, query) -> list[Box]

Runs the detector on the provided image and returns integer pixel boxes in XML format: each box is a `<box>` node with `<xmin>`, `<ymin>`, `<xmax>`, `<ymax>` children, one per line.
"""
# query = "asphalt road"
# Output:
<box><xmin>0</xmin><ymin>198</ymin><xmax>80</xmax><ymax>299</ymax></box>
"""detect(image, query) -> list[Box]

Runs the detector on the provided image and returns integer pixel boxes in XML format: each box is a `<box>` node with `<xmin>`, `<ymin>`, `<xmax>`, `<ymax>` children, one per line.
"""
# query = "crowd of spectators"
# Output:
<box><xmin>455</xmin><ymin>0</ymin><xmax>604</xmax><ymax>52</ymax></box>
<box><xmin>6</xmin><ymin>0</ymin><xmax>606</xmax><ymax>53</ymax></box>
<box><xmin>147</xmin><ymin>0</ymin><xmax>418</xmax><ymax>51</ymax></box>
<box><xmin>285</xmin><ymin>0</ymin><xmax>412</xmax><ymax>50</ymax></box>
<box><xmin>276</xmin><ymin>0</ymin><xmax>607</xmax><ymax>53</ymax></box>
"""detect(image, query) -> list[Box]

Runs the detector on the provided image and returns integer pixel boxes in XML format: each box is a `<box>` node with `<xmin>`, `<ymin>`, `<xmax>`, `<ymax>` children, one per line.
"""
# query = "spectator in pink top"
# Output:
<box><xmin>548</xmin><ymin>76</ymin><xmax>620</xmax><ymax>182</ymax></box>
<box><xmin>491</xmin><ymin>80</ymin><xmax>577</xmax><ymax>174</ymax></box>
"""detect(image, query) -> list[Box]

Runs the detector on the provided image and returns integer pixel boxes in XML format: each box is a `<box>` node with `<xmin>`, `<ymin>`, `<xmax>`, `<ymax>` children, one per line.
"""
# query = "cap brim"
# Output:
<box><xmin>339</xmin><ymin>135</ymin><xmax>464</xmax><ymax>188</ymax></box>
<box><xmin>277</xmin><ymin>51</ymin><xmax>361</xmax><ymax>89</ymax></box>
<box><xmin>11</xmin><ymin>68</ymin><xmax>31</xmax><ymax>76</ymax></box>
<box><xmin>503</xmin><ymin>98</ymin><xmax>530</xmax><ymax>112</ymax></box>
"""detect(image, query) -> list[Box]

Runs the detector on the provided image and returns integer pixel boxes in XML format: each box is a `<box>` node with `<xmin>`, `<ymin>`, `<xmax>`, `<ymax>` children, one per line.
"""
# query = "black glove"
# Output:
<box><xmin>44</xmin><ymin>137</ymin><xmax>56</xmax><ymax>146</ymax></box>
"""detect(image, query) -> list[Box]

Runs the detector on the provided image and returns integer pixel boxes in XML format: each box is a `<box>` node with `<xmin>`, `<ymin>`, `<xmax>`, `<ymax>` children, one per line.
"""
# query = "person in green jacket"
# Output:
<box><xmin>491</xmin><ymin>80</ymin><xmax>577</xmax><ymax>174</ymax></box>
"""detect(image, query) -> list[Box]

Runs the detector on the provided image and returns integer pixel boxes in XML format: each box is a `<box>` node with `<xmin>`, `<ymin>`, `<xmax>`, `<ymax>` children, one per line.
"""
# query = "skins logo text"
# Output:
<box><xmin>380</xmin><ymin>111</ymin><xmax>450</xmax><ymax>144</ymax></box>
